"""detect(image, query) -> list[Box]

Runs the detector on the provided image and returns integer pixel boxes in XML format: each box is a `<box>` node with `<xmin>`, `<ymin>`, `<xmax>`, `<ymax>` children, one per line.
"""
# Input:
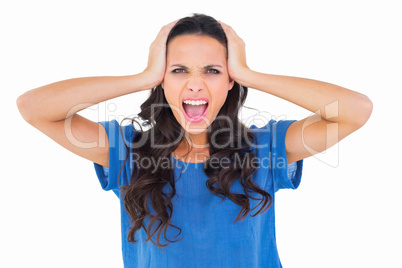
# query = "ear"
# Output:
<box><xmin>228</xmin><ymin>76</ymin><xmax>235</xmax><ymax>90</ymax></box>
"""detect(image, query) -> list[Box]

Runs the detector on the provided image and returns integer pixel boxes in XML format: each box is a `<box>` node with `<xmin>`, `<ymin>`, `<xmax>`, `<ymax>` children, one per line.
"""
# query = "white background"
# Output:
<box><xmin>1</xmin><ymin>0</ymin><xmax>401</xmax><ymax>267</ymax></box>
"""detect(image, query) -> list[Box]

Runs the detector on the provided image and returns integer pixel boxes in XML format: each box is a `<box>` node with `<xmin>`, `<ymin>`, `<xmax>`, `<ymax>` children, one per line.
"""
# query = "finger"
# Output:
<box><xmin>218</xmin><ymin>20</ymin><xmax>231</xmax><ymax>30</ymax></box>
<box><xmin>224</xmin><ymin>25</ymin><xmax>243</xmax><ymax>43</ymax></box>
<box><xmin>218</xmin><ymin>21</ymin><xmax>232</xmax><ymax>40</ymax></box>
<box><xmin>218</xmin><ymin>20</ymin><xmax>229</xmax><ymax>32</ymax></box>
<box><xmin>153</xmin><ymin>19</ymin><xmax>179</xmax><ymax>45</ymax></box>
<box><xmin>218</xmin><ymin>21</ymin><xmax>235</xmax><ymax>36</ymax></box>
<box><xmin>165</xmin><ymin>19</ymin><xmax>180</xmax><ymax>29</ymax></box>
<box><xmin>162</xmin><ymin>19</ymin><xmax>180</xmax><ymax>34</ymax></box>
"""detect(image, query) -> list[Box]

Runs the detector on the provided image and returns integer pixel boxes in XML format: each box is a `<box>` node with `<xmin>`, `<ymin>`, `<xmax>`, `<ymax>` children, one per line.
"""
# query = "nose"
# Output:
<box><xmin>186</xmin><ymin>75</ymin><xmax>204</xmax><ymax>93</ymax></box>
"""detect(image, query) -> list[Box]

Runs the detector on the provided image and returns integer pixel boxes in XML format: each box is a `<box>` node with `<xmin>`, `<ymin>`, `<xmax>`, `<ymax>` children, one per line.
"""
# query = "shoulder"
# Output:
<box><xmin>249</xmin><ymin>119</ymin><xmax>297</xmax><ymax>144</ymax></box>
<box><xmin>101</xmin><ymin>119</ymin><xmax>136</xmax><ymax>138</ymax></box>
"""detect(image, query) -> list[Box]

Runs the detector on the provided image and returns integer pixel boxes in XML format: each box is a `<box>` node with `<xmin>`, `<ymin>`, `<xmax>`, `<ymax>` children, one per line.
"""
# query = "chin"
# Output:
<box><xmin>183</xmin><ymin>123</ymin><xmax>209</xmax><ymax>135</ymax></box>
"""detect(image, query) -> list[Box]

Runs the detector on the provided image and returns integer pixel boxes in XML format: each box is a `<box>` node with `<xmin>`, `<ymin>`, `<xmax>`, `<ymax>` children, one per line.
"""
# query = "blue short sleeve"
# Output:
<box><xmin>271</xmin><ymin>120</ymin><xmax>304</xmax><ymax>192</ymax></box>
<box><xmin>93</xmin><ymin>120</ymin><xmax>132</xmax><ymax>195</ymax></box>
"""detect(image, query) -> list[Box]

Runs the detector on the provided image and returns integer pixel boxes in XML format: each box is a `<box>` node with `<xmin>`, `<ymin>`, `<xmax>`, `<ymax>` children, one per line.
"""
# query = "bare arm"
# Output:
<box><xmin>16</xmin><ymin>20</ymin><xmax>178</xmax><ymax>168</ymax></box>
<box><xmin>219</xmin><ymin>21</ymin><xmax>373</xmax><ymax>164</ymax></box>
<box><xmin>235</xmin><ymin>71</ymin><xmax>372</xmax><ymax>127</ymax></box>
<box><xmin>16</xmin><ymin>74</ymin><xmax>156</xmax><ymax>168</ymax></box>
<box><xmin>16</xmin><ymin>74</ymin><xmax>155</xmax><ymax>123</ymax></box>
<box><xmin>237</xmin><ymin>70</ymin><xmax>373</xmax><ymax>164</ymax></box>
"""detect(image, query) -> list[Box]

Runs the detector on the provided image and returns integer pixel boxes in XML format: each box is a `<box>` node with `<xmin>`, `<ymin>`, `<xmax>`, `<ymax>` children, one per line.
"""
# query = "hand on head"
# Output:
<box><xmin>143</xmin><ymin>19</ymin><xmax>179</xmax><ymax>88</ymax></box>
<box><xmin>217</xmin><ymin>20</ymin><xmax>250</xmax><ymax>83</ymax></box>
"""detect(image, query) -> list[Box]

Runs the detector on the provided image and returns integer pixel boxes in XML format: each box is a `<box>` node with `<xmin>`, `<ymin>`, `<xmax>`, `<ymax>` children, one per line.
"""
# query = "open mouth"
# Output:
<box><xmin>182</xmin><ymin>98</ymin><xmax>209</xmax><ymax>123</ymax></box>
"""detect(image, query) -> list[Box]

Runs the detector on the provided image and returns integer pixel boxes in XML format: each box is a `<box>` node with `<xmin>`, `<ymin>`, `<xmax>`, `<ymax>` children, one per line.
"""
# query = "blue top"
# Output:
<box><xmin>93</xmin><ymin>119</ymin><xmax>303</xmax><ymax>268</ymax></box>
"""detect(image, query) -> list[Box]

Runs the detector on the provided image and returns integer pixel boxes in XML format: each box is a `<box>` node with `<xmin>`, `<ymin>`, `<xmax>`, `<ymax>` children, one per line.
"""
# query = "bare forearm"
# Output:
<box><xmin>17</xmin><ymin>72</ymin><xmax>155</xmax><ymax>123</ymax></box>
<box><xmin>238</xmin><ymin>69</ymin><xmax>373</xmax><ymax>126</ymax></box>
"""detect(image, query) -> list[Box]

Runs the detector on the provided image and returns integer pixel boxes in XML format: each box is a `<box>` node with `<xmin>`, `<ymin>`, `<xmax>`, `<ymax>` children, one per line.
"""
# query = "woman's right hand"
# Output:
<box><xmin>17</xmin><ymin>19</ymin><xmax>181</xmax><ymax>169</ymax></box>
<box><xmin>142</xmin><ymin>19</ymin><xmax>179</xmax><ymax>88</ymax></box>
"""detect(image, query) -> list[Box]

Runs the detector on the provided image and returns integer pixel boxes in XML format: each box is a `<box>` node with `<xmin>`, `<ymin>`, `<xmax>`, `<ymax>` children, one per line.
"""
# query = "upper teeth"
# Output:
<box><xmin>183</xmin><ymin>100</ymin><xmax>208</xmax><ymax>105</ymax></box>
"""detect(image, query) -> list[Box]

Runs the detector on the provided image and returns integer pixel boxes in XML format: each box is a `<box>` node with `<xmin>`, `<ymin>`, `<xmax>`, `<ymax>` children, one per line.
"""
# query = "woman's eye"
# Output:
<box><xmin>172</xmin><ymin>68</ymin><xmax>220</xmax><ymax>74</ymax></box>
<box><xmin>172</xmin><ymin>69</ymin><xmax>186</xmax><ymax>73</ymax></box>
<box><xmin>207</xmin><ymin>69</ymin><xmax>220</xmax><ymax>74</ymax></box>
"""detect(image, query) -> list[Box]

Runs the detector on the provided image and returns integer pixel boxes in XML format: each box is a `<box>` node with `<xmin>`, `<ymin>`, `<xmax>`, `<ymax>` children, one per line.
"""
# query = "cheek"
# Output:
<box><xmin>210</xmin><ymin>75</ymin><xmax>231</xmax><ymax>87</ymax></box>
<box><xmin>163</xmin><ymin>77</ymin><xmax>186</xmax><ymax>96</ymax></box>
<box><xmin>213</xmin><ymin>79</ymin><xmax>231</xmax><ymax>96</ymax></box>
<box><xmin>163</xmin><ymin>76</ymin><xmax>182</xmax><ymax>90</ymax></box>
<box><xmin>211</xmin><ymin>86</ymin><xmax>230</xmax><ymax>111</ymax></box>
<box><xmin>164</xmin><ymin>90</ymin><xmax>178</xmax><ymax>105</ymax></box>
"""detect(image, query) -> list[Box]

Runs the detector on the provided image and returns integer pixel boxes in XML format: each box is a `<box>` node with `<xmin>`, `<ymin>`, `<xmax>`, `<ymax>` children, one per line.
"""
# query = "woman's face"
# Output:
<box><xmin>162</xmin><ymin>34</ymin><xmax>234</xmax><ymax>135</ymax></box>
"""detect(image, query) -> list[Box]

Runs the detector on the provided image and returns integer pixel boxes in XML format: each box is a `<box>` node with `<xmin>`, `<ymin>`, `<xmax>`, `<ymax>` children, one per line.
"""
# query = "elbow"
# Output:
<box><xmin>16</xmin><ymin>93</ymin><xmax>37</xmax><ymax>124</ymax></box>
<box><xmin>354</xmin><ymin>95</ymin><xmax>373</xmax><ymax>128</ymax></box>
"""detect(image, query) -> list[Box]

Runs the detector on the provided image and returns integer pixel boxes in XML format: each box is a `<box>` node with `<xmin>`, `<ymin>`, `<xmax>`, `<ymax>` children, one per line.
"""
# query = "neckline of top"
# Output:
<box><xmin>169</xmin><ymin>154</ymin><xmax>206</xmax><ymax>166</ymax></box>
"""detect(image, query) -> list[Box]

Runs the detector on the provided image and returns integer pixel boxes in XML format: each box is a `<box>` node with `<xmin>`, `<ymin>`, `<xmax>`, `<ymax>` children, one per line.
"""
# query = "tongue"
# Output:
<box><xmin>183</xmin><ymin>103</ymin><xmax>207</xmax><ymax>118</ymax></box>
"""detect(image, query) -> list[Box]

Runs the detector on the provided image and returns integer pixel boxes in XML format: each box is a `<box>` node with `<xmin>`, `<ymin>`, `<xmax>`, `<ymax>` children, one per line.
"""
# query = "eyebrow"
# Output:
<box><xmin>169</xmin><ymin>64</ymin><xmax>223</xmax><ymax>69</ymax></box>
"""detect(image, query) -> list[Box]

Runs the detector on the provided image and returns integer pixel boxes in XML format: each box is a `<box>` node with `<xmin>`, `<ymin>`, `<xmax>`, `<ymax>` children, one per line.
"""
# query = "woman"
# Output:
<box><xmin>17</xmin><ymin>13</ymin><xmax>373</xmax><ymax>268</ymax></box>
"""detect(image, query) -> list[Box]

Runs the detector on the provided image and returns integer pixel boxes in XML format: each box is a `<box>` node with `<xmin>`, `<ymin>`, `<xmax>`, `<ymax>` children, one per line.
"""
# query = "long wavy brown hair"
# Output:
<box><xmin>120</xmin><ymin>13</ymin><xmax>273</xmax><ymax>249</ymax></box>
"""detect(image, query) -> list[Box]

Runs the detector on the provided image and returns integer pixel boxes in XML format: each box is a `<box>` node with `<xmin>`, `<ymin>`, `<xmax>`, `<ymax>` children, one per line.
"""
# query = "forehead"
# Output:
<box><xmin>167</xmin><ymin>35</ymin><xmax>227</xmax><ymax>64</ymax></box>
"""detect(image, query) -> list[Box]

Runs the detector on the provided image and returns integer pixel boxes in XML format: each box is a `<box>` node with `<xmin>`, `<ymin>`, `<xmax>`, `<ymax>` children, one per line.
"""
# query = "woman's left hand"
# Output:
<box><xmin>218</xmin><ymin>21</ymin><xmax>251</xmax><ymax>83</ymax></box>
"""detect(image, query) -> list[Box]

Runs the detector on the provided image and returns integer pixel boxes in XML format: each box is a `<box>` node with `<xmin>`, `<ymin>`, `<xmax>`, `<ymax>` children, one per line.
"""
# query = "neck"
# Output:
<box><xmin>185</xmin><ymin>131</ymin><xmax>208</xmax><ymax>148</ymax></box>
<box><xmin>173</xmin><ymin>132</ymin><xmax>210</xmax><ymax>162</ymax></box>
